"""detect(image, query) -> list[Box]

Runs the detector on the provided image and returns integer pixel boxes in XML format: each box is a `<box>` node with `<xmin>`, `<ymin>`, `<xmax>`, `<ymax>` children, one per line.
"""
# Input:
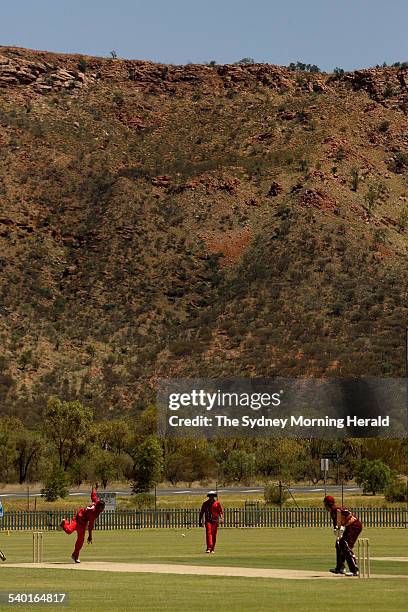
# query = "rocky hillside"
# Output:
<box><xmin>1</xmin><ymin>47</ymin><xmax>408</xmax><ymax>423</ymax></box>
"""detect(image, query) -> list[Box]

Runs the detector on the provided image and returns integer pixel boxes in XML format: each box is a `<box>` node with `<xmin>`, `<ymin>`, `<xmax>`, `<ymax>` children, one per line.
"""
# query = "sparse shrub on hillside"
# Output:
<box><xmin>85</xmin><ymin>344</ymin><xmax>96</xmax><ymax>359</ymax></box>
<box><xmin>365</xmin><ymin>182</ymin><xmax>387</xmax><ymax>217</ymax></box>
<box><xmin>295</xmin><ymin>75</ymin><xmax>307</xmax><ymax>88</ymax></box>
<box><xmin>234</xmin><ymin>57</ymin><xmax>255</xmax><ymax>65</ymax></box>
<box><xmin>226</xmin><ymin>89</ymin><xmax>237</xmax><ymax>99</ymax></box>
<box><xmin>299</xmin><ymin>159</ymin><xmax>308</xmax><ymax>172</ymax></box>
<box><xmin>373</xmin><ymin>228</ymin><xmax>387</xmax><ymax>246</ymax></box>
<box><xmin>78</xmin><ymin>58</ymin><xmax>88</xmax><ymax>72</ymax></box>
<box><xmin>169</xmin><ymin>340</ymin><xmax>199</xmax><ymax>357</ymax></box>
<box><xmin>351</xmin><ymin>167</ymin><xmax>359</xmax><ymax>191</ymax></box>
<box><xmin>30</xmin><ymin>121</ymin><xmax>46</xmax><ymax>138</ymax></box>
<box><xmin>18</xmin><ymin>350</ymin><xmax>33</xmax><ymax>371</ymax></box>
<box><xmin>383</xmin><ymin>81</ymin><xmax>394</xmax><ymax>98</ymax></box>
<box><xmin>335</xmin><ymin>146</ymin><xmax>346</xmax><ymax>161</ymax></box>
<box><xmin>389</xmin><ymin>151</ymin><xmax>408</xmax><ymax>174</ymax></box>
<box><xmin>365</xmin><ymin>184</ymin><xmax>378</xmax><ymax>216</ymax></box>
<box><xmin>288</xmin><ymin>61</ymin><xmax>320</xmax><ymax>73</ymax></box>
<box><xmin>113</xmin><ymin>91</ymin><xmax>124</xmax><ymax>105</ymax></box>
<box><xmin>283</xmin><ymin>129</ymin><xmax>292</xmax><ymax>143</ymax></box>
<box><xmin>378</xmin><ymin>120</ymin><xmax>390</xmax><ymax>133</ymax></box>
<box><xmin>397</xmin><ymin>207</ymin><xmax>408</xmax><ymax>231</ymax></box>
<box><xmin>276</xmin><ymin>204</ymin><xmax>291</xmax><ymax>219</ymax></box>
<box><xmin>333</xmin><ymin>67</ymin><xmax>345</xmax><ymax>75</ymax></box>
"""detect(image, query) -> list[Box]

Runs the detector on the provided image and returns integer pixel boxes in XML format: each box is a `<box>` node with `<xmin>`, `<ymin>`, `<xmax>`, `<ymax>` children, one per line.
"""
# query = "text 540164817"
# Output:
<box><xmin>0</xmin><ymin>593</ymin><xmax>68</xmax><ymax>605</ymax></box>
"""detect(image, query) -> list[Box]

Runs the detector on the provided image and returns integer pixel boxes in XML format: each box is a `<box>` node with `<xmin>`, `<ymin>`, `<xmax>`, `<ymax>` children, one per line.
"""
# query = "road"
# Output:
<box><xmin>0</xmin><ymin>485</ymin><xmax>362</xmax><ymax>500</ymax></box>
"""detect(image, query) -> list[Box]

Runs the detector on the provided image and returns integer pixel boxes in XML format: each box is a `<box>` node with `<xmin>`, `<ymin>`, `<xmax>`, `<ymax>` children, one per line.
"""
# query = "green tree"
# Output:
<box><xmin>165</xmin><ymin>441</ymin><xmax>216</xmax><ymax>485</ymax></box>
<box><xmin>14</xmin><ymin>428</ymin><xmax>45</xmax><ymax>484</ymax></box>
<box><xmin>355</xmin><ymin>458</ymin><xmax>393</xmax><ymax>495</ymax></box>
<box><xmin>0</xmin><ymin>418</ymin><xmax>45</xmax><ymax>484</ymax></box>
<box><xmin>255</xmin><ymin>441</ymin><xmax>281</xmax><ymax>478</ymax></box>
<box><xmin>67</xmin><ymin>455</ymin><xmax>92</xmax><ymax>487</ymax></box>
<box><xmin>240</xmin><ymin>439</ymin><xmax>305</xmax><ymax>483</ymax></box>
<box><xmin>43</xmin><ymin>397</ymin><xmax>93</xmax><ymax>470</ymax></box>
<box><xmin>134</xmin><ymin>405</ymin><xmax>157</xmax><ymax>438</ymax></box>
<box><xmin>93</xmin><ymin>418</ymin><xmax>132</xmax><ymax>455</ymax></box>
<box><xmin>130</xmin><ymin>435</ymin><xmax>163</xmax><ymax>493</ymax></box>
<box><xmin>41</xmin><ymin>467</ymin><xmax>70</xmax><ymax>501</ymax></box>
<box><xmin>223</xmin><ymin>449</ymin><xmax>255</xmax><ymax>482</ymax></box>
<box><xmin>93</xmin><ymin>450</ymin><xmax>119</xmax><ymax>489</ymax></box>
<box><xmin>165</xmin><ymin>452</ymin><xmax>195</xmax><ymax>485</ymax></box>
<box><xmin>0</xmin><ymin>417</ymin><xmax>21</xmax><ymax>482</ymax></box>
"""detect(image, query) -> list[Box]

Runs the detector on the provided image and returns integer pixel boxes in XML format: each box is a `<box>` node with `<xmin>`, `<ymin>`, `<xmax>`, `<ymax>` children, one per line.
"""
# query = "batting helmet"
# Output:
<box><xmin>323</xmin><ymin>495</ymin><xmax>335</xmax><ymax>506</ymax></box>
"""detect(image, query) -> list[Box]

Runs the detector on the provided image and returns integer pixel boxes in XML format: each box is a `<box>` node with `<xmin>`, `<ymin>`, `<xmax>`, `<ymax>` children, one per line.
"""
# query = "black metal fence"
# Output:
<box><xmin>1</xmin><ymin>507</ymin><xmax>407</xmax><ymax>530</ymax></box>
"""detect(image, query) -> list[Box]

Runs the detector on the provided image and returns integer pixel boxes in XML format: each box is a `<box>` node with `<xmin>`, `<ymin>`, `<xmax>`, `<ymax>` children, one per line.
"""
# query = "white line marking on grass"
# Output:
<box><xmin>371</xmin><ymin>557</ymin><xmax>408</xmax><ymax>562</ymax></box>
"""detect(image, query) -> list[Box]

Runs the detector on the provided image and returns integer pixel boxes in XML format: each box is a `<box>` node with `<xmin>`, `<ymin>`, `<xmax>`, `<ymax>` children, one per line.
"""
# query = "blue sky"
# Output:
<box><xmin>1</xmin><ymin>1</ymin><xmax>407</xmax><ymax>71</ymax></box>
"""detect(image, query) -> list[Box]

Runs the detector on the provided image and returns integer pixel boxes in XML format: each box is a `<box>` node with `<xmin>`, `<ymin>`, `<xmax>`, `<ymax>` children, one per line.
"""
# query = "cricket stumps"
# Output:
<box><xmin>33</xmin><ymin>531</ymin><xmax>43</xmax><ymax>563</ymax></box>
<box><xmin>357</xmin><ymin>538</ymin><xmax>370</xmax><ymax>578</ymax></box>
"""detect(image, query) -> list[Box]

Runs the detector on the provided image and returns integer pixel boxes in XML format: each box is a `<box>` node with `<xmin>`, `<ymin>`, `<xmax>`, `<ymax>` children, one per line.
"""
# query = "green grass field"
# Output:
<box><xmin>0</xmin><ymin>528</ymin><xmax>407</xmax><ymax>611</ymax></box>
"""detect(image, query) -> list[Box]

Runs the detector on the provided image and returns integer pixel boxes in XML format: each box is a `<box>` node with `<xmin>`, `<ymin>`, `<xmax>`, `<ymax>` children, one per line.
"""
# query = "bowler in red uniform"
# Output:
<box><xmin>199</xmin><ymin>491</ymin><xmax>223</xmax><ymax>553</ymax></box>
<box><xmin>61</xmin><ymin>486</ymin><xmax>105</xmax><ymax>563</ymax></box>
<box><xmin>323</xmin><ymin>495</ymin><xmax>362</xmax><ymax>576</ymax></box>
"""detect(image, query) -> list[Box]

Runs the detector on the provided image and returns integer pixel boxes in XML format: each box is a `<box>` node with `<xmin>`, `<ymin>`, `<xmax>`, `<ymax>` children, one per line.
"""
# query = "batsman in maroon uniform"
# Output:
<box><xmin>199</xmin><ymin>491</ymin><xmax>224</xmax><ymax>553</ymax></box>
<box><xmin>324</xmin><ymin>495</ymin><xmax>362</xmax><ymax>576</ymax></box>
<box><xmin>61</xmin><ymin>486</ymin><xmax>105</xmax><ymax>563</ymax></box>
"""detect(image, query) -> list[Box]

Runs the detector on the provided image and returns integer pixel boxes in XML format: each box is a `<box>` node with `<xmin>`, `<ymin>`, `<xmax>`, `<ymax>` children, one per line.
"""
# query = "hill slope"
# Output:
<box><xmin>1</xmin><ymin>47</ymin><xmax>408</xmax><ymax>422</ymax></box>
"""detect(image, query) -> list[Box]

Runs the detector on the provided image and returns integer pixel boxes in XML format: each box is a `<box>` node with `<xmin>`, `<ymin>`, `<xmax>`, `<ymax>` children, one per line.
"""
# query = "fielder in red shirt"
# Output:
<box><xmin>323</xmin><ymin>495</ymin><xmax>362</xmax><ymax>576</ymax></box>
<box><xmin>61</xmin><ymin>485</ymin><xmax>105</xmax><ymax>563</ymax></box>
<box><xmin>199</xmin><ymin>491</ymin><xmax>223</xmax><ymax>553</ymax></box>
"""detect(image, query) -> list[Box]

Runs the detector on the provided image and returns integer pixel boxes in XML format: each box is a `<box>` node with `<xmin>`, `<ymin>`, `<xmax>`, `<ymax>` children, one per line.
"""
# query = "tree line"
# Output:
<box><xmin>0</xmin><ymin>398</ymin><xmax>407</xmax><ymax>500</ymax></box>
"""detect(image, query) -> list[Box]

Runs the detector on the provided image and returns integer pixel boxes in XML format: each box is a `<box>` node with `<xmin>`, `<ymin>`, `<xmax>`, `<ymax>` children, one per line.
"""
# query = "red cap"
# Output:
<box><xmin>323</xmin><ymin>495</ymin><xmax>335</xmax><ymax>506</ymax></box>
